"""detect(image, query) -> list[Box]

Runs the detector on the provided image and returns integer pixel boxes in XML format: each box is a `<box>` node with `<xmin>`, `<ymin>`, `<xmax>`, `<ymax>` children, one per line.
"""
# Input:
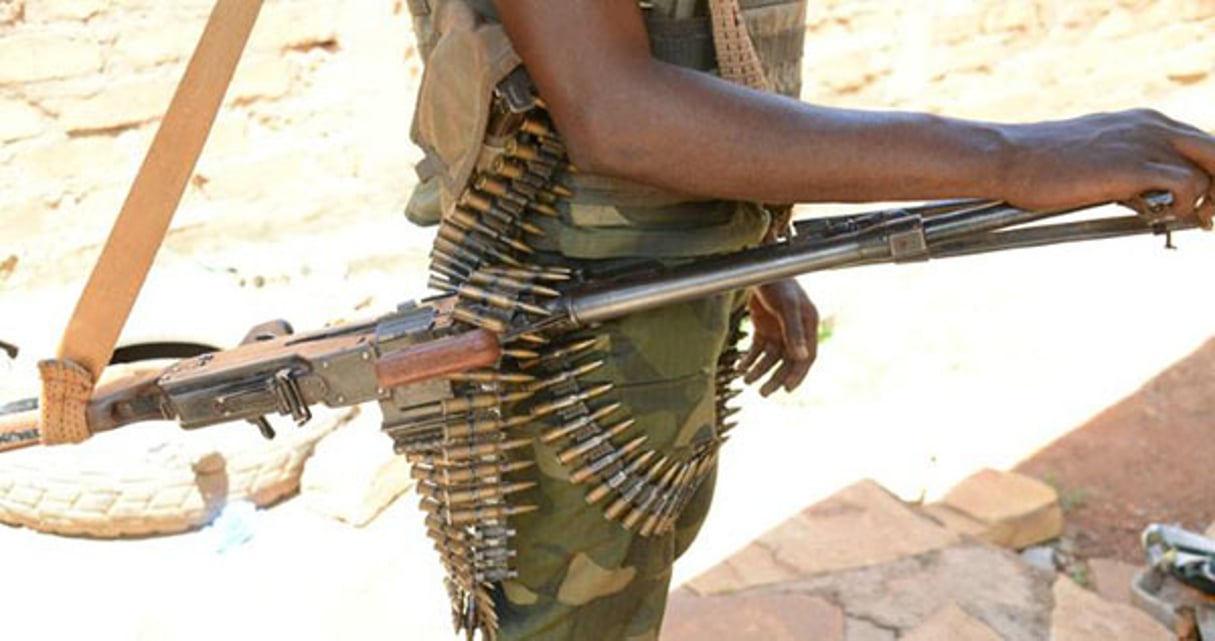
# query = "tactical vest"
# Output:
<box><xmin>404</xmin><ymin>0</ymin><xmax>808</xmax><ymax>258</ymax></box>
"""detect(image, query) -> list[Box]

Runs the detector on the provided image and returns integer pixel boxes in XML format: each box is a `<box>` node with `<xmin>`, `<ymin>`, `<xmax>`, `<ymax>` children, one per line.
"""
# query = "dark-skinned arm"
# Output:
<box><xmin>495</xmin><ymin>0</ymin><xmax>1215</xmax><ymax>224</ymax></box>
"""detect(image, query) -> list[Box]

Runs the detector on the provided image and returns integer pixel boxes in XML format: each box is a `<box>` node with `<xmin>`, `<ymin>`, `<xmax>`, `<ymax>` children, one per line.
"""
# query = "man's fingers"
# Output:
<box><xmin>760</xmin><ymin>361</ymin><xmax>792</xmax><ymax>397</ymax></box>
<box><xmin>1174</xmin><ymin>131</ymin><xmax>1215</xmax><ymax>177</ymax></box>
<box><xmin>1142</xmin><ymin>161</ymin><xmax>1210</xmax><ymax>224</ymax></box>
<box><xmin>781</xmin><ymin>358</ymin><xmax>813</xmax><ymax>393</ymax></box>
<box><xmin>1197</xmin><ymin>192</ymin><xmax>1215</xmax><ymax>230</ymax></box>
<box><xmin>743</xmin><ymin>343</ymin><xmax>781</xmax><ymax>384</ymax></box>
<box><xmin>738</xmin><ymin>342</ymin><xmax>762</xmax><ymax>372</ymax></box>
<box><xmin>777</xmin><ymin>298</ymin><xmax>810</xmax><ymax>361</ymax></box>
<box><xmin>801</xmin><ymin>300</ymin><xmax>820</xmax><ymax>365</ymax></box>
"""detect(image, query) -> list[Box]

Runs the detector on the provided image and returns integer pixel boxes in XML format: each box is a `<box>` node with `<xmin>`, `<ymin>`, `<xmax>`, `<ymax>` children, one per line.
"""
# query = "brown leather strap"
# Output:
<box><xmin>55</xmin><ymin>0</ymin><xmax>264</xmax><ymax>380</ymax></box>
<box><xmin>40</xmin><ymin>0</ymin><xmax>264</xmax><ymax>445</ymax></box>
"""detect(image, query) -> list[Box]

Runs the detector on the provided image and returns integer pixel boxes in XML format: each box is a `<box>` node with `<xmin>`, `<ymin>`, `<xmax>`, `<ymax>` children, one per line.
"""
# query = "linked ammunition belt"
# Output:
<box><xmin>381</xmin><ymin>91</ymin><xmax>748</xmax><ymax>640</ymax></box>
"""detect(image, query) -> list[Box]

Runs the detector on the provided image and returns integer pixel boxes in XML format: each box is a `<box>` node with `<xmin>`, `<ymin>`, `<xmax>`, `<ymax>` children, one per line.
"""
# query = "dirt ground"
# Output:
<box><xmin>1017</xmin><ymin>337</ymin><xmax>1215</xmax><ymax>563</ymax></box>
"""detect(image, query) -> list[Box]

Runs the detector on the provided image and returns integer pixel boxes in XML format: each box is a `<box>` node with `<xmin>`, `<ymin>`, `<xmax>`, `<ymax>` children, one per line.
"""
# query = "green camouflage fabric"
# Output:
<box><xmin>493</xmin><ymin>282</ymin><xmax>752</xmax><ymax>641</ymax></box>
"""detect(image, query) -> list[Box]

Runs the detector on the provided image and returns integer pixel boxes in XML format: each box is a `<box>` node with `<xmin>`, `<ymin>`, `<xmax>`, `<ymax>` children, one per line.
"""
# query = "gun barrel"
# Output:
<box><xmin>558</xmin><ymin>197</ymin><xmax>1187</xmax><ymax>328</ymax></box>
<box><xmin>562</xmin><ymin>236</ymin><xmax>877</xmax><ymax>325</ymax></box>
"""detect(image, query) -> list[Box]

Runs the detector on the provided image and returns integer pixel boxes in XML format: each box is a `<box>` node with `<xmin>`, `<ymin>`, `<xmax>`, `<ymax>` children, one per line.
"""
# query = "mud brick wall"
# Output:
<box><xmin>1</xmin><ymin>0</ymin><xmax>1212</xmax><ymax>289</ymax></box>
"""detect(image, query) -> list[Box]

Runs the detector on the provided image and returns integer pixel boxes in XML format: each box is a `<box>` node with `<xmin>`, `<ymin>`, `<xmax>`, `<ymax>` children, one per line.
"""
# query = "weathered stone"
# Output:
<box><xmin>787</xmin><ymin>543</ymin><xmax>1054</xmax><ymax>640</ymax></box>
<box><xmin>941</xmin><ymin>469</ymin><xmax>1063</xmax><ymax>550</ymax></box>
<box><xmin>22</xmin><ymin>134</ymin><xmax>131</xmax><ymax>188</ymax></box>
<box><xmin>249</xmin><ymin>0</ymin><xmax>339</xmax><ymax>52</ymax></box>
<box><xmin>686</xmin><ymin>539</ymin><xmax>799</xmax><ymax>596</ymax></box>
<box><xmin>1054</xmin><ymin>1</ymin><xmax>1114</xmax><ymax>29</ymax></box>
<box><xmin>1019</xmin><ymin>546</ymin><xmax>1058</xmax><ymax>573</ymax></box>
<box><xmin>0</xmin><ymin>0</ymin><xmax>23</xmax><ymax>26</ymax></box>
<box><xmin>662</xmin><ymin>590</ymin><xmax>845</xmax><ymax>641</ymax></box>
<box><xmin>193</xmin><ymin>150</ymin><xmax>307</xmax><ymax>204</ymax></box>
<box><xmin>1165</xmin><ymin>51</ymin><xmax>1212</xmax><ymax>84</ymax></box>
<box><xmin>903</xmin><ymin>603</ymin><xmax>1003</xmax><ymax>641</ymax></box>
<box><xmin>1050</xmin><ymin>576</ymin><xmax>1172</xmax><ymax>641</ymax></box>
<box><xmin>813</xmin><ymin>43</ymin><xmax>889</xmax><ymax>93</ymax></box>
<box><xmin>844</xmin><ymin>618</ymin><xmax>895</xmax><ymax>641</ymax></box>
<box><xmin>1087</xmin><ymin>558</ymin><xmax>1143</xmax><ymax>606</ymax></box>
<box><xmin>920</xmin><ymin>502</ymin><xmax>988</xmax><ymax>538</ymax></box>
<box><xmin>300</xmin><ymin>406</ymin><xmax>410</xmax><ymax>527</ymax></box>
<box><xmin>0</xmin><ymin>32</ymin><xmax>103</xmax><ymax>84</ymax></box>
<box><xmin>229</xmin><ymin>55</ymin><xmax>294</xmax><ymax>105</ymax></box>
<box><xmin>112</xmin><ymin>23</ymin><xmax>197</xmax><ymax>68</ymax></box>
<box><xmin>759</xmin><ymin>480</ymin><xmax>958</xmax><ymax>579</ymax></box>
<box><xmin>982</xmin><ymin>3</ymin><xmax>1043</xmax><ymax>35</ymax></box>
<box><xmin>53</xmin><ymin>74</ymin><xmax>176</xmax><ymax>133</ymax></box>
<box><xmin>0</xmin><ymin>97</ymin><xmax>43</xmax><ymax>142</ymax></box>
<box><xmin>22</xmin><ymin>0</ymin><xmax>104</xmax><ymax>22</ymax></box>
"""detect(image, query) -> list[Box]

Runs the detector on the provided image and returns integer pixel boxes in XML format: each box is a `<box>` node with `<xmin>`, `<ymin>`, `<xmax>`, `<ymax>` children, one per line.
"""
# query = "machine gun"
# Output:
<box><xmin>0</xmin><ymin>192</ymin><xmax>1193</xmax><ymax>453</ymax></box>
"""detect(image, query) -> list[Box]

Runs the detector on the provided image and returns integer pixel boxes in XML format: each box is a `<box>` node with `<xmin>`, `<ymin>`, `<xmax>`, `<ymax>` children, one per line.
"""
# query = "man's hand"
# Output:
<box><xmin>739</xmin><ymin>279</ymin><xmax>819</xmax><ymax>397</ymax></box>
<box><xmin>998</xmin><ymin>109</ymin><xmax>1215</xmax><ymax>229</ymax></box>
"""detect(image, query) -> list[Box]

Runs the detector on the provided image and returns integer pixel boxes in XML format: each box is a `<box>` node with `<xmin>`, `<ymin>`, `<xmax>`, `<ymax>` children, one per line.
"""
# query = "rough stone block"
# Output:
<box><xmin>920</xmin><ymin>502</ymin><xmax>989</xmax><ymax>538</ymax></box>
<box><xmin>0</xmin><ymin>97</ymin><xmax>43</xmax><ymax>142</ymax></box>
<box><xmin>844</xmin><ymin>618</ymin><xmax>894</xmax><ymax>641</ymax></box>
<box><xmin>229</xmin><ymin>55</ymin><xmax>294</xmax><ymax>105</ymax></box>
<box><xmin>300</xmin><ymin>406</ymin><xmax>410</xmax><ymax>527</ymax></box>
<box><xmin>1165</xmin><ymin>50</ymin><xmax>1212</xmax><ymax>84</ymax></box>
<box><xmin>0</xmin><ymin>0</ymin><xmax>23</xmax><ymax>26</ymax></box>
<box><xmin>662</xmin><ymin>590</ymin><xmax>845</xmax><ymax>641</ymax></box>
<box><xmin>903</xmin><ymin>603</ymin><xmax>1002</xmax><ymax>641</ymax></box>
<box><xmin>249</xmin><ymin>0</ymin><xmax>339</xmax><ymax>52</ymax></box>
<box><xmin>0</xmin><ymin>32</ymin><xmax>103</xmax><ymax>84</ymax></box>
<box><xmin>111</xmin><ymin>23</ymin><xmax>197</xmax><ymax>69</ymax></box>
<box><xmin>813</xmin><ymin>42</ymin><xmax>890</xmax><ymax>93</ymax></box>
<box><xmin>686</xmin><ymin>539</ymin><xmax>800</xmax><ymax>596</ymax></box>
<box><xmin>790</xmin><ymin>542</ymin><xmax>1054</xmax><ymax>640</ymax></box>
<box><xmin>761</xmin><ymin>480</ymin><xmax>958</xmax><ymax>578</ymax></box>
<box><xmin>194</xmin><ymin>149</ymin><xmax>307</xmax><ymax>204</ymax></box>
<box><xmin>982</xmin><ymin>3</ymin><xmax>1043</xmax><ymax>35</ymax></box>
<box><xmin>52</xmin><ymin>73</ymin><xmax>176</xmax><ymax>133</ymax></box>
<box><xmin>1087</xmin><ymin>558</ymin><xmax>1141</xmax><ymax>606</ymax></box>
<box><xmin>22</xmin><ymin>134</ymin><xmax>131</xmax><ymax>188</ymax></box>
<box><xmin>941</xmin><ymin>468</ymin><xmax>1063</xmax><ymax>550</ymax></box>
<box><xmin>1050</xmin><ymin>576</ymin><xmax>1172</xmax><ymax>640</ymax></box>
<box><xmin>22</xmin><ymin>0</ymin><xmax>105</xmax><ymax>22</ymax></box>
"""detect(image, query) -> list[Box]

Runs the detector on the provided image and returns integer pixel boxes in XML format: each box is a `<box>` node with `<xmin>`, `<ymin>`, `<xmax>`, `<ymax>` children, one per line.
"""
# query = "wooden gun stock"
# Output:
<box><xmin>375</xmin><ymin>328</ymin><xmax>501</xmax><ymax>388</ymax></box>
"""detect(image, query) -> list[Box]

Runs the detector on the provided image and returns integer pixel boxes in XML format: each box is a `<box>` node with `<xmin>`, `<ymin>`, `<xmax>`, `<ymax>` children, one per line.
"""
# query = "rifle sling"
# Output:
<box><xmin>39</xmin><ymin>0</ymin><xmax>264</xmax><ymax>445</ymax></box>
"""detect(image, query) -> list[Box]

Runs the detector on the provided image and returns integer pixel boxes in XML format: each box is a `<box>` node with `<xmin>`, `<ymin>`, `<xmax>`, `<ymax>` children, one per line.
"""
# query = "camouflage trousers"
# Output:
<box><xmin>492</xmin><ymin>286</ymin><xmax>747</xmax><ymax>641</ymax></box>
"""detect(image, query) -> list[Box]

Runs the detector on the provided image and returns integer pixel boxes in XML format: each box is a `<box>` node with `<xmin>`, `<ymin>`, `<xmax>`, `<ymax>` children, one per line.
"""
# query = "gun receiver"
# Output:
<box><xmin>0</xmin><ymin>194</ymin><xmax>1194</xmax><ymax>451</ymax></box>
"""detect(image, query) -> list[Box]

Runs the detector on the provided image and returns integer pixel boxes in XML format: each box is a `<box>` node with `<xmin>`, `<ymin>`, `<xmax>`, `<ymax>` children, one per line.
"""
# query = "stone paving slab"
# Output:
<box><xmin>1050</xmin><ymin>576</ymin><xmax>1172</xmax><ymax>641</ymax></box>
<box><xmin>688</xmin><ymin>479</ymin><xmax>958</xmax><ymax>596</ymax></box>
<box><xmin>1087</xmin><ymin>557</ymin><xmax>1141</xmax><ymax>607</ymax></box>
<box><xmin>902</xmin><ymin>603</ymin><xmax>1003</xmax><ymax>641</ymax></box>
<box><xmin>668</xmin><ymin>477</ymin><xmax>1174</xmax><ymax>641</ymax></box>
<box><xmin>663</xmin><ymin>590</ymin><xmax>845</xmax><ymax>641</ymax></box>
<box><xmin>938</xmin><ymin>468</ymin><xmax>1064</xmax><ymax>550</ymax></box>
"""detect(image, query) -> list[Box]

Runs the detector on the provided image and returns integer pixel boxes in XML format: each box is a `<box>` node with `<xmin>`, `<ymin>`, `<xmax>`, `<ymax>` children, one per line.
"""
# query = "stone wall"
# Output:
<box><xmin>0</xmin><ymin>0</ymin><xmax>423</xmax><ymax>288</ymax></box>
<box><xmin>1</xmin><ymin>0</ymin><xmax>1212</xmax><ymax>290</ymax></box>
<box><xmin>801</xmin><ymin>0</ymin><xmax>1214</xmax><ymax>121</ymax></box>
